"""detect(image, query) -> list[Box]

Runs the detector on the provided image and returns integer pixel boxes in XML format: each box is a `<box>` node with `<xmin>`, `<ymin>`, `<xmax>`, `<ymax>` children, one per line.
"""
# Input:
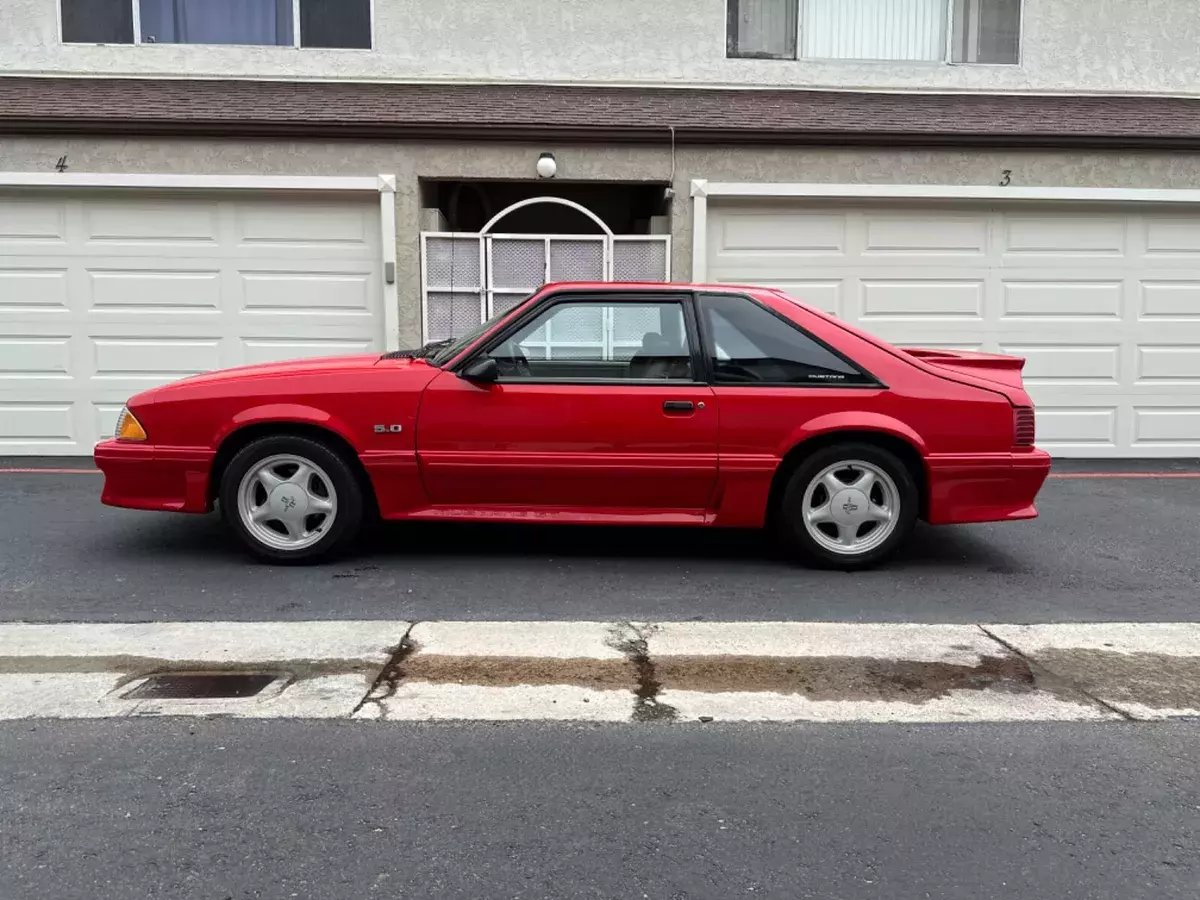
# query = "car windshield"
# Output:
<box><xmin>428</xmin><ymin>307</ymin><xmax>514</xmax><ymax>367</ymax></box>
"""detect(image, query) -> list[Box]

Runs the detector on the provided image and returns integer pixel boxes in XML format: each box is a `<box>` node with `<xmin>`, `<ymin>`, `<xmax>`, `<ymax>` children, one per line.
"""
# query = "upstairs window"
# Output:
<box><xmin>60</xmin><ymin>0</ymin><xmax>372</xmax><ymax>49</ymax></box>
<box><xmin>726</xmin><ymin>0</ymin><xmax>1021</xmax><ymax>64</ymax></box>
<box><xmin>951</xmin><ymin>0</ymin><xmax>1022</xmax><ymax>64</ymax></box>
<box><xmin>727</xmin><ymin>0</ymin><xmax>799</xmax><ymax>60</ymax></box>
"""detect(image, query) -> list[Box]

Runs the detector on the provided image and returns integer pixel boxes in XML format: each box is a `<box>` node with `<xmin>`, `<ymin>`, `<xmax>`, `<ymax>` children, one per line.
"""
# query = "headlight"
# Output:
<box><xmin>114</xmin><ymin>407</ymin><xmax>148</xmax><ymax>442</ymax></box>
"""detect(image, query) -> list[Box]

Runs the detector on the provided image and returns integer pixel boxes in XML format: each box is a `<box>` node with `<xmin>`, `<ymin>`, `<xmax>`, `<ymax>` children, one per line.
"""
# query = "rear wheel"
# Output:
<box><xmin>219</xmin><ymin>435</ymin><xmax>363</xmax><ymax>563</ymax></box>
<box><xmin>777</xmin><ymin>442</ymin><xmax>918</xmax><ymax>569</ymax></box>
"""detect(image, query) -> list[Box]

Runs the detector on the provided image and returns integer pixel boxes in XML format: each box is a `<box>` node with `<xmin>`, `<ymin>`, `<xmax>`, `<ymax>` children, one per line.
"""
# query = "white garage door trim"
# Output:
<box><xmin>692</xmin><ymin>180</ymin><xmax>1200</xmax><ymax>459</ymax></box>
<box><xmin>1</xmin><ymin>171</ymin><xmax>400</xmax><ymax>352</ymax></box>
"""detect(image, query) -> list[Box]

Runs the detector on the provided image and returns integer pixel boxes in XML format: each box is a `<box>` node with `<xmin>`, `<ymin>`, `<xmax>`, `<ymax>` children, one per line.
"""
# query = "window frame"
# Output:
<box><xmin>724</xmin><ymin>0</ymin><xmax>1022</xmax><ymax>66</ymax></box>
<box><xmin>726</xmin><ymin>0</ymin><xmax>798</xmax><ymax>61</ymax></box>
<box><xmin>59</xmin><ymin>0</ymin><xmax>375</xmax><ymax>50</ymax></box>
<box><xmin>455</xmin><ymin>289</ymin><xmax>710</xmax><ymax>387</ymax></box>
<box><xmin>694</xmin><ymin>292</ymin><xmax>885</xmax><ymax>390</ymax></box>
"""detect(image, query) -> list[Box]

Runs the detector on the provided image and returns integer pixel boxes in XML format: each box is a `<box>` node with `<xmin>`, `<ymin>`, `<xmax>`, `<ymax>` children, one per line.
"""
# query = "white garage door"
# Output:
<box><xmin>707</xmin><ymin>200</ymin><xmax>1200</xmax><ymax>457</ymax></box>
<box><xmin>0</xmin><ymin>189</ymin><xmax>383</xmax><ymax>455</ymax></box>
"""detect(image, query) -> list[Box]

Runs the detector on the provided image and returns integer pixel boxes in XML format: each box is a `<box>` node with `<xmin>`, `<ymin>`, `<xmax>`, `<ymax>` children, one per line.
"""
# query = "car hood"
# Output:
<box><xmin>171</xmin><ymin>353</ymin><xmax>392</xmax><ymax>385</ymax></box>
<box><xmin>131</xmin><ymin>354</ymin><xmax>431</xmax><ymax>404</ymax></box>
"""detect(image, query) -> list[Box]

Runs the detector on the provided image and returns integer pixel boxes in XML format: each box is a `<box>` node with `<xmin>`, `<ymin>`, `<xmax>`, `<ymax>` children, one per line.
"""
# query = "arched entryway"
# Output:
<box><xmin>420</xmin><ymin>196</ymin><xmax>670</xmax><ymax>342</ymax></box>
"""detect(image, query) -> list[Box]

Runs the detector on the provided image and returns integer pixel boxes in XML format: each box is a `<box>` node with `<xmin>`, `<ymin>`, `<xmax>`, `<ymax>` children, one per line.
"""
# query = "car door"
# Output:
<box><xmin>416</xmin><ymin>292</ymin><xmax>718</xmax><ymax>513</ymax></box>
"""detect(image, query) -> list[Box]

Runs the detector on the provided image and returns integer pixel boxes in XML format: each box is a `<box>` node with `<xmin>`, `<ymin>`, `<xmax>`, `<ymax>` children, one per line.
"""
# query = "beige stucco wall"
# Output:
<box><xmin>7</xmin><ymin>136</ymin><xmax>1200</xmax><ymax>344</ymax></box>
<box><xmin>5</xmin><ymin>0</ymin><xmax>1200</xmax><ymax>95</ymax></box>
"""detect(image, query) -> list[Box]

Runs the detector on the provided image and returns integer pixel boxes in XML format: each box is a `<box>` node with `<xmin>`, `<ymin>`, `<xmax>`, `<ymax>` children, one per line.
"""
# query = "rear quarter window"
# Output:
<box><xmin>699</xmin><ymin>293</ymin><xmax>875</xmax><ymax>386</ymax></box>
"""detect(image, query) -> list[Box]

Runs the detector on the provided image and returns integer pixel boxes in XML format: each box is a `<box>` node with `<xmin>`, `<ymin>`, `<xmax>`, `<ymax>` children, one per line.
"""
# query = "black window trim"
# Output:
<box><xmin>726</xmin><ymin>0</ymin><xmax>799</xmax><ymax>60</ymax></box>
<box><xmin>454</xmin><ymin>289</ymin><xmax>711</xmax><ymax>388</ymax></box>
<box><xmin>59</xmin><ymin>0</ymin><xmax>374</xmax><ymax>49</ymax></box>
<box><xmin>694</xmin><ymin>291</ymin><xmax>887</xmax><ymax>390</ymax></box>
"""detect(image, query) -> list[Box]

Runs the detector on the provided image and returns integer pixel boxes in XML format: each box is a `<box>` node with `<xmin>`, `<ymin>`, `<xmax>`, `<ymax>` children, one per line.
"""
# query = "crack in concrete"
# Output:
<box><xmin>606</xmin><ymin>622</ymin><xmax>678</xmax><ymax>723</ymax></box>
<box><xmin>351</xmin><ymin>623</ymin><xmax>418</xmax><ymax>720</ymax></box>
<box><xmin>977</xmin><ymin>625</ymin><xmax>1136</xmax><ymax>721</ymax></box>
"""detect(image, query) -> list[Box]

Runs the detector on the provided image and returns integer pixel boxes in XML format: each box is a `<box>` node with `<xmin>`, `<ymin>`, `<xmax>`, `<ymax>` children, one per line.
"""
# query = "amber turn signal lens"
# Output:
<box><xmin>114</xmin><ymin>407</ymin><xmax>148</xmax><ymax>442</ymax></box>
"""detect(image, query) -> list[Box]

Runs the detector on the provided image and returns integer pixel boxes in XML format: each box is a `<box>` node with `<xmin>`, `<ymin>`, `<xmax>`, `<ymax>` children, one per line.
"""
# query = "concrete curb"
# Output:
<box><xmin>0</xmin><ymin>620</ymin><xmax>1197</xmax><ymax>722</ymax></box>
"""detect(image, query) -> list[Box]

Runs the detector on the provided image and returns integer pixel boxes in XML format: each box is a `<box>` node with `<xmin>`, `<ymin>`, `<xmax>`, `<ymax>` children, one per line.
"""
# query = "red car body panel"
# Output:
<box><xmin>95</xmin><ymin>282</ymin><xmax>1051</xmax><ymax>531</ymax></box>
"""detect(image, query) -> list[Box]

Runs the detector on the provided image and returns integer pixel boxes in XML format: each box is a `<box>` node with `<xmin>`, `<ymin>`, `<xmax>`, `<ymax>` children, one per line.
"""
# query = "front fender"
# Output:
<box><xmin>779</xmin><ymin>411</ymin><xmax>928</xmax><ymax>458</ymax></box>
<box><xmin>214</xmin><ymin>403</ymin><xmax>360</xmax><ymax>451</ymax></box>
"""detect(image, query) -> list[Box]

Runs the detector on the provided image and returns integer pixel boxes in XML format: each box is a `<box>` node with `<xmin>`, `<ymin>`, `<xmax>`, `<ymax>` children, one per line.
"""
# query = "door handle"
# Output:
<box><xmin>663</xmin><ymin>400</ymin><xmax>694</xmax><ymax>413</ymax></box>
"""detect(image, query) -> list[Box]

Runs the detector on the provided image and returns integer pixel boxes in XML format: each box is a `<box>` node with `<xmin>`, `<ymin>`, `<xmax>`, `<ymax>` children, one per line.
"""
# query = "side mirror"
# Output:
<box><xmin>460</xmin><ymin>356</ymin><xmax>499</xmax><ymax>383</ymax></box>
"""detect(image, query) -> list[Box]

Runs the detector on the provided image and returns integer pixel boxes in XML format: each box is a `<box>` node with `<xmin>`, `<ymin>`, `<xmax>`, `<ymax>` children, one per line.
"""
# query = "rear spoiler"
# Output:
<box><xmin>900</xmin><ymin>348</ymin><xmax>1028</xmax><ymax>393</ymax></box>
<box><xmin>901</xmin><ymin>348</ymin><xmax>1026</xmax><ymax>372</ymax></box>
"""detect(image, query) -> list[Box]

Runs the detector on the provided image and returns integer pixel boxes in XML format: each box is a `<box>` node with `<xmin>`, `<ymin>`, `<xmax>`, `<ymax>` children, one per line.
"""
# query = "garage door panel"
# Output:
<box><xmin>235</xmin><ymin>201</ymin><xmax>376</xmax><ymax>248</ymax></box>
<box><xmin>1000</xmin><ymin>344</ymin><xmax>1122</xmax><ymax>385</ymax></box>
<box><xmin>863</xmin><ymin>215</ymin><xmax>988</xmax><ymax>255</ymax></box>
<box><xmin>0</xmin><ymin>199</ymin><xmax>67</xmax><ymax>243</ymax></box>
<box><xmin>859</xmin><ymin>279</ymin><xmax>984</xmax><ymax>320</ymax></box>
<box><xmin>84</xmin><ymin>199</ymin><xmax>220</xmax><ymax>245</ymax></box>
<box><xmin>93</xmin><ymin>402</ymin><xmax>126</xmax><ymax>442</ymax></box>
<box><xmin>1143</xmin><ymin>217</ymin><xmax>1200</xmax><ymax>255</ymax></box>
<box><xmin>863</xmin><ymin>323</ymin><xmax>991</xmax><ymax>350</ymax></box>
<box><xmin>1001</xmin><ymin>216</ymin><xmax>1126</xmax><ymax>256</ymax></box>
<box><xmin>715</xmin><ymin>211</ymin><xmax>846</xmax><ymax>254</ymax></box>
<box><xmin>1000</xmin><ymin>280</ymin><xmax>1124</xmax><ymax>319</ymax></box>
<box><xmin>0</xmin><ymin>189</ymin><xmax>384</xmax><ymax>453</ymax></box>
<box><xmin>0</xmin><ymin>267</ymin><xmax>70</xmax><ymax>310</ymax></box>
<box><xmin>238</xmin><ymin>268</ymin><xmax>376</xmax><ymax>314</ymax></box>
<box><xmin>86</xmin><ymin>267</ymin><xmax>224</xmax><ymax>312</ymax></box>
<box><xmin>91</xmin><ymin>337</ymin><xmax>223</xmax><ymax>382</ymax></box>
<box><xmin>757</xmin><ymin>281</ymin><xmax>844</xmax><ymax>316</ymax></box>
<box><xmin>1135</xmin><ymin>346</ymin><xmax>1200</xmax><ymax>384</ymax></box>
<box><xmin>0</xmin><ymin>335</ymin><xmax>72</xmax><ymax>380</ymax></box>
<box><xmin>1132</xmin><ymin>407</ymin><xmax>1200</xmax><ymax>448</ymax></box>
<box><xmin>0</xmin><ymin>401</ymin><xmax>76</xmax><ymax>450</ymax></box>
<box><xmin>1034</xmin><ymin>406</ymin><xmax>1120</xmax><ymax>447</ymax></box>
<box><xmin>708</xmin><ymin>199</ymin><xmax>1200</xmax><ymax>456</ymax></box>
<box><xmin>1139</xmin><ymin>280</ymin><xmax>1200</xmax><ymax>318</ymax></box>
<box><xmin>240</xmin><ymin>337</ymin><xmax>376</xmax><ymax>365</ymax></box>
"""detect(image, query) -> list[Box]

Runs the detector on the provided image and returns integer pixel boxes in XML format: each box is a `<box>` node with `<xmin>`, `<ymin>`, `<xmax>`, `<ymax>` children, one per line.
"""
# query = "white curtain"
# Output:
<box><xmin>140</xmin><ymin>0</ymin><xmax>292</xmax><ymax>46</ymax></box>
<box><xmin>802</xmin><ymin>0</ymin><xmax>946</xmax><ymax>61</ymax></box>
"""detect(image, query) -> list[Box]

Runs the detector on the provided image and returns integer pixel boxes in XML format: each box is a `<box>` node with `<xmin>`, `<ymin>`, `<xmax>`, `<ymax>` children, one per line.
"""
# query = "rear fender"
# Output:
<box><xmin>779</xmin><ymin>412</ymin><xmax>928</xmax><ymax>458</ymax></box>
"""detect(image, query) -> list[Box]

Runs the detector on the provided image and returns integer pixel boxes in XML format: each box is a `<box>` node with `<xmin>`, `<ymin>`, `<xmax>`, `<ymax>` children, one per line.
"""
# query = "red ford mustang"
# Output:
<box><xmin>95</xmin><ymin>283</ymin><xmax>1050</xmax><ymax>568</ymax></box>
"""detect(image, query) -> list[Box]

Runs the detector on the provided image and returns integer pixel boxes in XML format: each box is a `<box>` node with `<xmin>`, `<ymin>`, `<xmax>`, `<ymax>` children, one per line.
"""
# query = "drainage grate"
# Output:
<box><xmin>122</xmin><ymin>673</ymin><xmax>278</xmax><ymax>700</ymax></box>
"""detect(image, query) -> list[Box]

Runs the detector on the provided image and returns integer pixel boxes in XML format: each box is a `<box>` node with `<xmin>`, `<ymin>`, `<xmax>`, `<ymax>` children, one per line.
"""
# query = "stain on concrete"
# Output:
<box><xmin>653</xmin><ymin>654</ymin><xmax>1037</xmax><ymax>703</ymax></box>
<box><xmin>388</xmin><ymin>651</ymin><xmax>1044</xmax><ymax>706</ymax></box>
<box><xmin>1036</xmin><ymin>650</ymin><xmax>1200</xmax><ymax>711</ymax></box>
<box><xmin>606</xmin><ymin>622</ymin><xmax>678</xmax><ymax>721</ymax></box>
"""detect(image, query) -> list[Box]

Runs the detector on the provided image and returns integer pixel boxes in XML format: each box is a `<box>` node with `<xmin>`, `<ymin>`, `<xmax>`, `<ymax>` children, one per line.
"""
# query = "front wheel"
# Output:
<box><xmin>777</xmin><ymin>443</ymin><xmax>918</xmax><ymax>570</ymax></box>
<box><xmin>219</xmin><ymin>435</ymin><xmax>364</xmax><ymax>563</ymax></box>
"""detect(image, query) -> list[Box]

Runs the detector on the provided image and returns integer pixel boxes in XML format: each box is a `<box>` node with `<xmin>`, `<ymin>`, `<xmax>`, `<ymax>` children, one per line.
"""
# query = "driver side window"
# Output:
<box><xmin>488</xmin><ymin>298</ymin><xmax>694</xmax><ymax>381</ymax></box>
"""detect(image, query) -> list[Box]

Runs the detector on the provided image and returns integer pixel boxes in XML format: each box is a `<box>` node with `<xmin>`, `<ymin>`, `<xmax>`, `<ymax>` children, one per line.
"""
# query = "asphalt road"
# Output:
<box><xmin>1</xmin><ymin>719</ymin><xmax>1196</xmax><ymax>899</ymax></box>
<box><xmin>2</xmin><ymin>460</ymin><xmax>1199</xmax><ymax>623</ymax></box>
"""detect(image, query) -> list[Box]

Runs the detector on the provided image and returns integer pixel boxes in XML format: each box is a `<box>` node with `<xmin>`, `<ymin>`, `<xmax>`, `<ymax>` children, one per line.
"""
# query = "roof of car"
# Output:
<box><xmin>540</xmin><ymin>281</ymin><xmax>787</xmax><ymax>296</ymax></box>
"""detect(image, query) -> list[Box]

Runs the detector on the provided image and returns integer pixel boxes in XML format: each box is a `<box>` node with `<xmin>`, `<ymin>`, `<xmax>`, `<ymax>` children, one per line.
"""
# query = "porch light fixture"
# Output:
<box><xmin>536</xmin><ymin>153</ymin><xmax>557</xmax><ymax>179</ymax></box>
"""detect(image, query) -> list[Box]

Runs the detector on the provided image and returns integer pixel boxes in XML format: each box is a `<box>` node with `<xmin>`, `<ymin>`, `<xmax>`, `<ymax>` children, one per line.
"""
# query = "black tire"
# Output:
<box><xmin>776</xmin><ymin>442</ymin><xmax>919</xmax><ymax>570</ymax></box>
<box><xmin>219</xmin><ymin>435</ymin><xmax>364</xmax><ymax>564</ymax></box>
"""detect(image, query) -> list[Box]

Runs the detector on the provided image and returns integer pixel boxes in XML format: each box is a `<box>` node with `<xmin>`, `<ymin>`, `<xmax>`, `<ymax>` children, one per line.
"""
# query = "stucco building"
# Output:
<box><xmin>4</xmin><ymin>0</ymin><xmax>1200</xmax><ymax>456</ymax></box>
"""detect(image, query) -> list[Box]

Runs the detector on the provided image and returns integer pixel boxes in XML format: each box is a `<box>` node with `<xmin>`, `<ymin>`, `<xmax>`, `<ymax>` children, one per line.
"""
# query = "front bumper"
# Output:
<box><xmin>94</xmin><ymin>441</ymin><xmax>215</xmax><ymax>514</ymax></box>
<box><xmin>925</xmin><ymin>449</ymin><xmax>1052</xmax><ymax>525</ymax></box>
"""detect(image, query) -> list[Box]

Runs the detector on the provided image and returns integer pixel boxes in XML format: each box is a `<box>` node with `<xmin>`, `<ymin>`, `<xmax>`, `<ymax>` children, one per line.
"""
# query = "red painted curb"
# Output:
<box><xmin>0</xmin><ymin>468</ymin><xmax>102</xmax><ymax>474</ymax></box>
<box><xmin>1048</xmin><ymin>472</ymin><xmax>1200</xmax><ymax>479</ymax></box>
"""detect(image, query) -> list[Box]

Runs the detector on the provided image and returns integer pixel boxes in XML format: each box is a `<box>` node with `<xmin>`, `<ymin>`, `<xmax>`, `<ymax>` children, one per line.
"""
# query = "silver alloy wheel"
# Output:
<box><xmin>801</xmin><ymin>459</ymin><xmax>900</xmax><ymax>556</ymax></box>
<box><xmin>237</xmin><ymin>453</ymin><xmax>338</xmax><ymax>552</ymax></box>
